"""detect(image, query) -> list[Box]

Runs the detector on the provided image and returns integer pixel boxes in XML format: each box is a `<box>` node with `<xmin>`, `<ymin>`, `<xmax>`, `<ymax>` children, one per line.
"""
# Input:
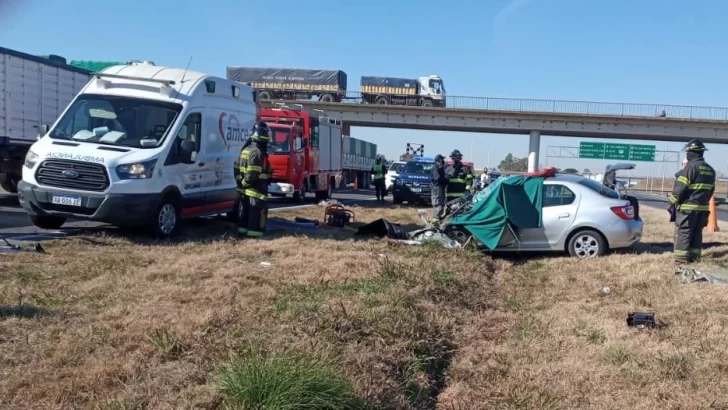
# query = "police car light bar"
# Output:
<box><xmin>413</xmin><ymin>156</ymin><xmax>435</xmax><ymax>162</ymax></box>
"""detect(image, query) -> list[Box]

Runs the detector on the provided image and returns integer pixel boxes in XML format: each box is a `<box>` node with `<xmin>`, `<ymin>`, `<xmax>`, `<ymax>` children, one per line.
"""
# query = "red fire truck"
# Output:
<box><xmin>260</xmin><ymin>107</ymin><xmax>342</xmax><ymax>202</ymax></box>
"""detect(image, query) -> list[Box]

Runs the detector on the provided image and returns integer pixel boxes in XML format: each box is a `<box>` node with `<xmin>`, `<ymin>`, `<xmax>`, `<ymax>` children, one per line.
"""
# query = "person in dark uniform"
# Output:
<box><xmin>431</xmin><ymin>154</ymin><xmax>448</xmax><ymax>220</ymax></box>
<box><xmin>235</xmin><ymin>121</ymin><xmax>272</xmax><ymax>238</ymax></box>
<box><xmin>669</xmin><ymin>139</ymin><xmax>715</xmax><ymax>264</ymax></box>
<box><xmin>444</xmin><ymin>149</ymin><xmax>474</xmax><ymax>200</ymax></box>
<box><xmin>371</xmin><ymin>155</ymin><xmax>388</xmax><ymax>202</ymax></box>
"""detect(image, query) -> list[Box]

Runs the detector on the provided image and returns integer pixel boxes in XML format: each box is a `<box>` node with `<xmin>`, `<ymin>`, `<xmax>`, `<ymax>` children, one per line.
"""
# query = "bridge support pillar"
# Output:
<box><xmin>528</xmin><ymin>131</ymin><xmax>540</xmax><ymax>173</ymax></box>
<box><xmin>342</xmin><ymin>123</ymin><xmax>351</xmax><ymax>136</ymax></box>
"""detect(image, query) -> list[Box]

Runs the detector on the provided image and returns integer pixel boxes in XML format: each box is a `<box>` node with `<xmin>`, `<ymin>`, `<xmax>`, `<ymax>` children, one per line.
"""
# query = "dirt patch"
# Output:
<box><xmin>1</xmin><ymin>203</ymin><xmax>728</xmax><ymax>409</ymax></box>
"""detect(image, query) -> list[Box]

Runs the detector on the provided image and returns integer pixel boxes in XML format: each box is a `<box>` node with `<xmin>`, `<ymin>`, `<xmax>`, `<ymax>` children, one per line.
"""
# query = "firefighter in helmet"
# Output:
<box><xmin>669</xmin><ymin>139</ymin><xmax>715</xmax><ymax>264</ymax></box>
<box><xmin>444</xmin><ymin>149</ymin><xmax>474</xmax><ymax>200</ymax></box>
<box><xmin>235</xmin><ymin>121</ymin><xmax>272</xmax><ymax>238</ymax></box>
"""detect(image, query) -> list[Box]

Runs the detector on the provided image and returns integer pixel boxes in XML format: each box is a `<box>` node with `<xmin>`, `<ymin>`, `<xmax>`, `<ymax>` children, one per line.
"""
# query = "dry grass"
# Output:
<box><xmin>631</xmin><ymin>178</ymin><xmax>728</xmax><ymax>194</ymax></box>
<box><xmin>2</xmin><ymin>202</ymin><xmax>728</xmax><ymax>409</ymax></box>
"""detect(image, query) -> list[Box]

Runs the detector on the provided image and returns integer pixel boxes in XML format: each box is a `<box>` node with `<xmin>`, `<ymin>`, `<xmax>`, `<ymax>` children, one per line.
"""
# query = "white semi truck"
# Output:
<box><xmin>1</xmin><ymin>47</ymin><xmax>92</xmax><ymax>193</ymax></box>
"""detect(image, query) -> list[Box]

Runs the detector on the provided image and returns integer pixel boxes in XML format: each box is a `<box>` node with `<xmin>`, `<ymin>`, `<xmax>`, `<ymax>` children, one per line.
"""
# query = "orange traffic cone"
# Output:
<box><xmin>353</xmin><ymin>177</ymin><xmax>358</xmax><ymax>191</ymax></box>
<box><xmin>707</xmin><ymin>195</ymin><xmax>719</xmax><ymax>232</ymax></box>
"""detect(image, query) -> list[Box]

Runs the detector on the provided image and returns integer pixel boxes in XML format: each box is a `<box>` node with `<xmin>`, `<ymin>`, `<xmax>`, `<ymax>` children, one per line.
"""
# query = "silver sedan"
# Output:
<box><xmin>496</xmin><ymin>174</ymin><xmax>643</xmax><ymax>258</ymax></box>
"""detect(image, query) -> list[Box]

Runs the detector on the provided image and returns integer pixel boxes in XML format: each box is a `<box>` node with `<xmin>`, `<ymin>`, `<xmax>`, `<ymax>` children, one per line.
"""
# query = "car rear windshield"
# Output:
<box><xmin>578</xmin><ymin>178</ymin><xmax>620</xmax><ymax>199</ymax></box>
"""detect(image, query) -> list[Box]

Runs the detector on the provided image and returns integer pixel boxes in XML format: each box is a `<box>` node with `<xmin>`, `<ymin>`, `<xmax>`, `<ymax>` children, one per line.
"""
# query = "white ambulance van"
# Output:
<box><xmin>18</xmin><ymin>62</ymin><xmax>257</xmax><ymax>236</ymax></box>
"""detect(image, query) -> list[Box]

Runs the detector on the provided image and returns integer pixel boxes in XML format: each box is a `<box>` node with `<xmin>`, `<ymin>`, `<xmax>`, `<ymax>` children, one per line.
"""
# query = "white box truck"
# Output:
<box><xmin>1</xmin><ymin>47</ymin><xmax>92</xmax><ymax>193</ymax></box>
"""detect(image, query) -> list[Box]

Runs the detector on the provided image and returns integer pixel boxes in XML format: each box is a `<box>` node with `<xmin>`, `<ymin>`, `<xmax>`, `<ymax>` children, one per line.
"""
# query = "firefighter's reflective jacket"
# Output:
<box><xmin>669</xmin><ymin>158</ymin><xmax>716</xmax><ymax>211</ymax></box>
<box><xmin>236</xmin><ymin>144</ymin><xmax>271</xmax><ymax>201</ymax></box>
<box><xmin>445</xmin><ymin>162</ymin><xmax>474</xmax><ymax>198</ymax></box>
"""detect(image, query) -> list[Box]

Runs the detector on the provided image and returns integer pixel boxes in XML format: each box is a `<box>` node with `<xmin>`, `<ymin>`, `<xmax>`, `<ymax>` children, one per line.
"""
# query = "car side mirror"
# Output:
<box><xmin>179</xmin><ymin>139</ymin><xmax>197</xmax><ymax>164</ymax></box>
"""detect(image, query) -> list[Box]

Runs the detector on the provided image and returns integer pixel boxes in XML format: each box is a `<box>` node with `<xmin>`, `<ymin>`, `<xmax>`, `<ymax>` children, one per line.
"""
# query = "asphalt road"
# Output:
<box><xmin>629</xmin><ymin>191</ymin><xmax>728</xmax><ymax>222</ymax></box>
<box><xmin>0</xmin><ymin>187</ymin><xmax>377</xmax><ymax>241</ymax></box>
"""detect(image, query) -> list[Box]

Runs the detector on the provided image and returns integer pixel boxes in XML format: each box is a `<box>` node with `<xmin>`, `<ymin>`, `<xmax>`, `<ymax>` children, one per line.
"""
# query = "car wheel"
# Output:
<box><xmin>152</xmin><ymin>197</ymin><xmax>181</xmax><ymax>238</ymax></box>
<box><xmin>567</xmin><ymin>229</ymin><xmax>606</xmax><ymax>258</ymax></box>
<box><xmin>29</xmin><ymin>214</ymin><xmax>66</xmax><ymax>230</ymax></box>
<box><xmin>393</xmin><ymin>195</ymin><xmax>403</xmax><ymax>204</ymax></box>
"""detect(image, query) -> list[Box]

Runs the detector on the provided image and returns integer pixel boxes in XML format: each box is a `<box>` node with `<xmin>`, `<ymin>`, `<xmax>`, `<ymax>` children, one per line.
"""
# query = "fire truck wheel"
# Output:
<box><xmin>293</xmin><ymin>183</ymin><xmax>307</xmax><ymax>203</ymax></box>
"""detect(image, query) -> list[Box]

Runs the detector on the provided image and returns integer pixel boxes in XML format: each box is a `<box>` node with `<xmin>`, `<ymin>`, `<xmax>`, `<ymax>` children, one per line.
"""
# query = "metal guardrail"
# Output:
<box><xmin>261</xmin><ymin>91</ymin><xmax>728</xmax><ymax>122</ymax></box>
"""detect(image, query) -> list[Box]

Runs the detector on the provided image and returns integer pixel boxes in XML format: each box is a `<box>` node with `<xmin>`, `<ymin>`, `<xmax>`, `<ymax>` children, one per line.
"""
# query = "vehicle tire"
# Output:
<box><xmin>375</xmin><ymin>96</ymin><xmax>389</xmax><ymax>105</ymax></box>
<box><xmin>293</xmin><ymin>182</ymin><xmax>307</xmax><ymax>203</ymax></box>
<box><xmin>567</xmin><ymin>229</ymin><xmax>607</xmax><ymax>258</ymax></box>
<box><xmin>226</xmin><ymin>196</ymin><xmax>240</xmax><ymax>222</ymax></box>
<box><xmin>421</xmin><ymin>99</ymin><xmax>433</xmax><ymax>107</ymax></box>
<box><xmin>0</xmin><ymin>174</ymin><xmax>19</xmax><ymax>193</ymax></box>
<box><xmin>319</xmin><ymin>93</ymin><xmax>334</xmax><ymax>103</ymax></box>
<box><xmin>152</xmin><ymin>196</ymin><xmax>181</xmax><ymax>238</ymax></box>
<box><xmin>393</xmin><ymin>195</ymin><xmax>403</xmax><ymax>204</ymax></box>
<box><xmin>258</xmin><ymin>91</ymin><xmax>272</xmax><ymax>101</ymax></box>
<box><xmin>28</xmin><ymin>214</ymin><xmax>66</xmax><ymax>230</ymax></box>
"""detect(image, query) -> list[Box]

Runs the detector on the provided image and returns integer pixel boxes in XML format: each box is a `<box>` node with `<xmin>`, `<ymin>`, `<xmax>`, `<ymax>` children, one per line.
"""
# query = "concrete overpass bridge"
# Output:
<box><xmin>261</xmin><ymin>92</ymin><xmax>728</xmax><ymax>172</ymax></box>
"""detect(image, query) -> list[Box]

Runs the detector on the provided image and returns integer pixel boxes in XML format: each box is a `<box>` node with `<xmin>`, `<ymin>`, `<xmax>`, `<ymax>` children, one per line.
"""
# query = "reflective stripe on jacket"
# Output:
<box><xmin>236</xmin><ymin>143</ymin><xmax>271</xmax><ymax>200</ymax></box>
<box><xmin>668</xmin><ymin>158</ymin><xmax>715</xmax><ymax>211</ymax></box>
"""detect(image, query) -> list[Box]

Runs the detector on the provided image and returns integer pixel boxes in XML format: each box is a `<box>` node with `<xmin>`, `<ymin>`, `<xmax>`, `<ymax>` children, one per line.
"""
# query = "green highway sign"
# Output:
<box><xmin>627</xmin><ymin>144</ymin><xmax>657</xmax><ymax>162</ymax></box>
<box><xmin>578</xmin><ymin>142</ymin><xmax>605</xmax><ymax>159</ymax></box>
<box><xmin>578</xmin><ymin>142</ymin><xmax>656</xmax><ymax>162</ymax></box>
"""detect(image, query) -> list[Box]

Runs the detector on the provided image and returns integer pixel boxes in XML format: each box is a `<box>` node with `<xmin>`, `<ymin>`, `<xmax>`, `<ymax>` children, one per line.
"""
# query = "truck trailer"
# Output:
<box><xmin>226</xmin><ymin>66</ymin><xmax>446</xmax><ymax>107</ymax></box>
<box><xmin>341</xmin><ymin>135</ymin><xmax>376</xmax><ymax>189</ymax></box>
<box><xmin>227</xmin><ymin>67</ymin><xmax>348</xmax><ymax>103</ymax></box>
<box><xmin>1</xmin><ymin>47</ymin><xmax>92</xmax><ymax>193</ymax></box>
<box><xmin>360</xmin><ymin>75</ymin><xmax>446</xmax><ymax>107</ymax></box>
<box><xmin>260</xmin><ymin>107</ymin><xmax>377</xmax><ymax>201</ymax></box>
<box><xmin>69</xmin><ymin>60</ymin><xmax>130</xmax><ymax>72</ymax></box>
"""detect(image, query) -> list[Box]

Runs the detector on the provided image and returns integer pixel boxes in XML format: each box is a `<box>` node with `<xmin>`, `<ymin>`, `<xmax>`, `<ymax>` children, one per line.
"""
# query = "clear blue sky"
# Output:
<box><xmin>3</xmin><ymin>0</ymin><xmax>728</xmax><ymax>177</ymax></box>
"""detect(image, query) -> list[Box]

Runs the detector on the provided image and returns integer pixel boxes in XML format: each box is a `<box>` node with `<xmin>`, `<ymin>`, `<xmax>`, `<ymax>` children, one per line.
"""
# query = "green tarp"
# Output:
<box><xmin>69</xmin><ymin>60</ymin><xmax>126</xmax><ymax>72</ymax></box>
<box><xmin>450</xmin><ymin>176</ymin><xmax>544</xmax><ymax>250</ymax></box>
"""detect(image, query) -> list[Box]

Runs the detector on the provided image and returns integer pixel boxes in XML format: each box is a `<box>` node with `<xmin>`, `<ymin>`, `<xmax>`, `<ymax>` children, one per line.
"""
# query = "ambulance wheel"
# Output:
<box><xmin>152</xmin><ymin>197</ymin><xmax>180</xmax><ymax>238</ymax></box>
<box><xmin>227</xmin><ymin>197</ymin><xmax>241</xmax><ymax>221</ymax></box>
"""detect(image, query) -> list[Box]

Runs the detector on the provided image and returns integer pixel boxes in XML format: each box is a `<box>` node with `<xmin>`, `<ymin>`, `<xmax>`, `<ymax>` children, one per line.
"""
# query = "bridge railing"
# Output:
<box><xmin>262</xmin><ymin>91</ymin><xmax>728</xmax><ymax>121</ymax></box>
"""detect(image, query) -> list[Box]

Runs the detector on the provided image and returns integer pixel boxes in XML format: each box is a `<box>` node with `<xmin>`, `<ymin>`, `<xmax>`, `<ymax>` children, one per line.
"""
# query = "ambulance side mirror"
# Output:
<box><xmin>179</xmin><ymin>139</ymin><xmax>197</xmax><ymax>164</ymax></box>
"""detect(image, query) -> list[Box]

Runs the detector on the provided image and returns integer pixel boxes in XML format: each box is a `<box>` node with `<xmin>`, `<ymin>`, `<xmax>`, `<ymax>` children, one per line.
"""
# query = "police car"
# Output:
<box><xmin>392</xmin><ymin>156</ymin><xmax>435</xmax><ymax>205</ymax></box>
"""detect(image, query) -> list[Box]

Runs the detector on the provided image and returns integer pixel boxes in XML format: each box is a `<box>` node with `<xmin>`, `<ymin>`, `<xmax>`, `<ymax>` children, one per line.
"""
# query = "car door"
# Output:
<box><xmin>516</xmin><ymin>183</ymin><xmax>579</xmax><ymax>249</ymax></box>
<box><xmin>541</xmin><ymin>183</ymin><xmax>580</xmax><ymax>249</ymax></box>
<box><xmin>163</xmin><ymin>111</ymin><xmax>207</xmax><ymax>214</ymax></box>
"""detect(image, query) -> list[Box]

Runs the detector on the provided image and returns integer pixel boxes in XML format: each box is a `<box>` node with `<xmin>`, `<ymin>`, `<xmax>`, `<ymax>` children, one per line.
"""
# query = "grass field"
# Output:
<box><xmin>2</xmin><ymin>203</ymin><xmax>728</xmax><ymax>409</ymax></box>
